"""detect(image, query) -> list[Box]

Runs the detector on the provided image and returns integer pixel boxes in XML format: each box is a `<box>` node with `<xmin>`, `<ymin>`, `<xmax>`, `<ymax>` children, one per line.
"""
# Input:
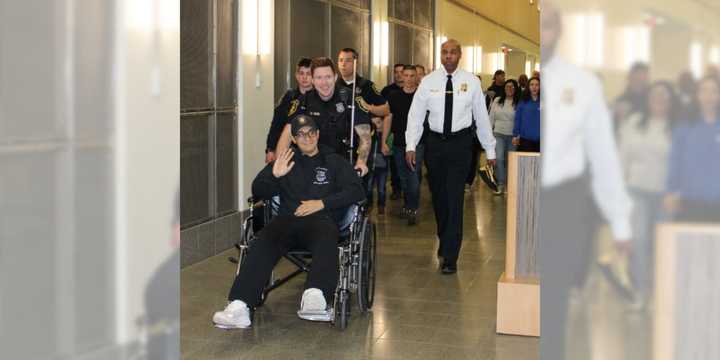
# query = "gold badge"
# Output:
<box><xmin>460</xmin><ymin>83</ymin><xmax>468</xmax><ymax>92</ymax></box>
<box><xmin>288</xmin><ymin>99</ymin><xmax>299</xmax><ymax>116</ymax></box>
<box><xmin>355</xmin><ymin>96</ymin><xmax>370</xmax><ymax>112</ymax></box>
<box><xmin>562</xmin><ymin>88</ymin><xmax>574</xmax><ymax>105</ymax></box>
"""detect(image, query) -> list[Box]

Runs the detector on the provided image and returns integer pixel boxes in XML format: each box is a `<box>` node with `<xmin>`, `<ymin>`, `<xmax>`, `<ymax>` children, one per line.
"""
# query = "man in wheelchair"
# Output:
<box><xmin>213</xmin><ymin>115</ymin><xmax>365</xmax><ymax>329</ymax></box>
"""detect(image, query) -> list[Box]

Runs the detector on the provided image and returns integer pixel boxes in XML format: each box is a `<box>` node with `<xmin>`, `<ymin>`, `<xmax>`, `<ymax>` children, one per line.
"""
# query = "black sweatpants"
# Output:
<box><xmin>424</xmin><ymin>130</ymin><xmax>473</xmax><ymax>263</ymax></box>
<box><xmin>228</xmin><ymin>214</ymin><xmax>339</xmax><ymax>306</ymax></box>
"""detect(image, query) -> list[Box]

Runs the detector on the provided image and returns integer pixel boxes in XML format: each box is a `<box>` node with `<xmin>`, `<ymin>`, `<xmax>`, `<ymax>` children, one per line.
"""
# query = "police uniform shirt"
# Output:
<box><xmin>339</xmin><ymin>75</ymin><xmax>387</xmax><ymax>108</ymax></box>
<box><xmin>543</xmin><ymin>55</ymin><xmax>632</xmax><ymax>240</ymax></box>
<box><xmin>405</xmin><ymin>67</ymin><xmax>496</xmax><ymax>159</ymax></box>
<box><xmin>266</xmin><ymin>88</ymin><xmax>302</xmax><ymax>151</ymax></box>
<box><xmin>288</xmin><ymin>87</ymin><xmax>370</xmax><ymax>154</ymax></box>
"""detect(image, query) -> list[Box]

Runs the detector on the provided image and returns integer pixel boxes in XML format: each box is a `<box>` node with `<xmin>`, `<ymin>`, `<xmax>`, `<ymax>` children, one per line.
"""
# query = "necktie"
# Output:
<box><xmin>443</xmin><ymin>75</ymin><xmax>453</xmax><ymax>136</ymax></box>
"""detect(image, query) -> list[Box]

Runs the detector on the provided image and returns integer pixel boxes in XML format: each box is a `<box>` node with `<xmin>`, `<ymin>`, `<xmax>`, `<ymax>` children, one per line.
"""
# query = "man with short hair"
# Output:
<box><xmin>387</xmin><ymin>65</ymin><xmax>424</xmax><ymax>225</ymax></box>
<box><xmin>382</xmin><ymin>63</ymin><xmax>405</xmax><ymax>99</ymax></box>
<box><xmin>337</xmin><ymin>48</ymin><xmax>389</xmax><ymax>118</ymax></box>
<box><xmin>415</xmin><ymin>64</ymin><xmax>426</xmax><ymax>81</ymax></box>
<box><xmin>275</xmin><ymin>57</ymin><xmax>373</xmax><ymax>176</ymax></box>
<box><xmin>405</xmin><ymin>39</ymin><xmax>497</xmax><ymax>274</ymax></box>
<box><xmin>212</xmin><ymin>115</ymin><xmax>365</xmax><ymax>329</ymax></box>
<box><xmin>485</xmin><ymin>69</ymin><xmax>506</xmax><ymax>108</ymax></box>
<box><xmin>265</xmin><ymin>57</ymin><xmax>314</xmax><ymax>163</ymax></box>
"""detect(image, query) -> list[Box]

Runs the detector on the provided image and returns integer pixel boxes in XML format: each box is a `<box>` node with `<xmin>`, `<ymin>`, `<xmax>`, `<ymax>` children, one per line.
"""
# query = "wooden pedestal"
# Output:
<box><xmin>497</xmin><ymin>273</ymin><xmax>540</xmax><ymax>336</ymax></box>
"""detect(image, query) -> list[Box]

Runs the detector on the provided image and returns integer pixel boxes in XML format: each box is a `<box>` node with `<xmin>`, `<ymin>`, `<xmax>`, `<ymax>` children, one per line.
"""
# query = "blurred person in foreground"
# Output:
<box><xmin>540</xmin><ymin>3</ymin><xmax>633</xmax><ymax>359</ymax></box>
<box><xmin>663</xmin><ymin>75</ymin><xmax>720</xmax><ymax>222</ymax></box>
<box><xmin>618</xmin><ymin>81</ymin><xmax>679</xmax><ymax>307</ymax></box>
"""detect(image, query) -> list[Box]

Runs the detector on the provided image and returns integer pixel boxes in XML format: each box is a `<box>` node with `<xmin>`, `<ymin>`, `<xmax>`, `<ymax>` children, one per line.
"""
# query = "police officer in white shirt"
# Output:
<box><xmin>540</xmin><ymin>4</ymin><xmax>633</xmax><ymax>359</ymax></box>
<box><xmin>405</xmin><ymin>39</ymin><xmax>496</xmax><ymax>274</ymax></box>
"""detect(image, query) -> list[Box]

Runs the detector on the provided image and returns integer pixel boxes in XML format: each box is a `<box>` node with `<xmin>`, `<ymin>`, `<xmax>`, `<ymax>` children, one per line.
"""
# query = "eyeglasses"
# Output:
<box><xmin>295</xmin><ymin>129</ymin><xmax>318</xmax><ymax>139</ymax></box>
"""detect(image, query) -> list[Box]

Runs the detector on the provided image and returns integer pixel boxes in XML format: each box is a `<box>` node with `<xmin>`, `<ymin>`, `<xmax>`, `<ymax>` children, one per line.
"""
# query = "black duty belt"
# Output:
<box><xmin>428</xmin><ymin>127</ymin><xmax>472</xmax><ymax>140</ymax></box>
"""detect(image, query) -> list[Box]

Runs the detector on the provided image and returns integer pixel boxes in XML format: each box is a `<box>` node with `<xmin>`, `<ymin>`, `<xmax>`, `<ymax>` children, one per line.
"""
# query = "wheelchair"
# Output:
<box><xmin>230</xmin><ymin>196</ymin><xmax>376</xmax><ymax>330</ymax></box>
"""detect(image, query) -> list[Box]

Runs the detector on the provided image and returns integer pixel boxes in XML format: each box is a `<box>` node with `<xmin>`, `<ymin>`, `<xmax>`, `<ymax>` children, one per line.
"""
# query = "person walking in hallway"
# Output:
<box><xmin>405</xmin><ymin>39</ymin><xmax>496</xmax><ymax>274</ymax></box>
<box><xmin>489</xmin><ymin>79</ymin><xmax>520</xmax><ymax>194</ymax></box>
<box><xmin>513</xmin><ymin>76</ymin><xmax>541</xmax><ymax>152</ymax></box>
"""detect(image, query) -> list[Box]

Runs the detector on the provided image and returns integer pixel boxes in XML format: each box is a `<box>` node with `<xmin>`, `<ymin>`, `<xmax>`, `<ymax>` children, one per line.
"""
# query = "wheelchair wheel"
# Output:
<box><xmin>357</xmin><ymin>219</ymin><xmax>376</xmax><ymax>312</ymax></box>
<box><xmin>335</xmin><ymin>289</ymin><xmax>350</xmax><ymax>330</ymax></box>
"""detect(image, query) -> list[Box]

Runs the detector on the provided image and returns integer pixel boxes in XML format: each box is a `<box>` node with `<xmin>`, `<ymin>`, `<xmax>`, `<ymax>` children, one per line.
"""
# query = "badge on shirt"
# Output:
<box><xmin>356</xmin><ymin>87</ymin><xmax>362</xmax><ymax>95</ymax></box>
<box><xmin>460</xmin><ymin>83</ymin><xmax>468</xmax><ymax>92</ymax></box>
<box><xmin>336</xmin><ymin>102</ymin><xmax>345</xmax><ymax>113</ymax></box>
<box><xmin>562</xmin><ymin>88</ymin><xmax>574</xmax><ymax>105</ymax></box>
<box><xmin>314</xmin><ymin>167</ymin><xmax>329</xmax><ymax>185</ymax></box>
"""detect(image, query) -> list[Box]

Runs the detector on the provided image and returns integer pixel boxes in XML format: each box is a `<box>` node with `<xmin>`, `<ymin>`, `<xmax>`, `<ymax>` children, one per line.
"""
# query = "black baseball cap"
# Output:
<box><xmin>291</xmin><ymin>115</ymin><xmax>318</xmax><ymax>137</ymax></box>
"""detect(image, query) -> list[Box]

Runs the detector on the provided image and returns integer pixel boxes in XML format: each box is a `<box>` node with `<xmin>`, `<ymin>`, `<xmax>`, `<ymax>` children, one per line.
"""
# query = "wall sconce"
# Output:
<box><xmin>372</xmin><ymin>20</ymin><xmax>389</xmax><ymax>67</ymax></box>
<box><xmin>242</xmin><ymin>0</ymin><xmax>271</xmax><ymax>56</ymax></box>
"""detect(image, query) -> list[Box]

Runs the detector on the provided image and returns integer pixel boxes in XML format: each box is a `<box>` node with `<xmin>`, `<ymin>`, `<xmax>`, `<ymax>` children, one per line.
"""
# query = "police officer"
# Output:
<box><xmin>275</xmin><ymin>57</ymin><xmax>372</xmax><ymax>176</ymax></box>
<box><xmin>405</xmin><ymin>39</ymin><xmax>497</xmax><ymax>274</ymax></box>
<box><xmin>265</xmin><ymin>57</ymin><xmax>314</xmax><ymax>163</ymax></box>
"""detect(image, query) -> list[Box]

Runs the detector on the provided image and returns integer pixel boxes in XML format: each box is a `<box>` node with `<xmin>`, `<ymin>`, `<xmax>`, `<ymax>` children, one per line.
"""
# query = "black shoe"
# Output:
<box><xmin>440</xmin><ymin>260</ymin><xmax>457</xmax><ymax>274</ymax></box>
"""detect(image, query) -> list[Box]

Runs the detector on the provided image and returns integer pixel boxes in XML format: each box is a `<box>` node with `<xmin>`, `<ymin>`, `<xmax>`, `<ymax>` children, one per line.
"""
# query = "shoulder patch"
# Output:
<box><xmin>355</xmin><ymin>96</ymin><xmax>370</xmax><ymax>113</ymax></box>
<box><xmin>371</xmin><ymin>83</ymin><xmax>381</xmax><ymax>96</ymax></box>
<box><xmin>288</xmin><ymin>99</ymin><xmax>300</xmax><ymax>116</ymax></box>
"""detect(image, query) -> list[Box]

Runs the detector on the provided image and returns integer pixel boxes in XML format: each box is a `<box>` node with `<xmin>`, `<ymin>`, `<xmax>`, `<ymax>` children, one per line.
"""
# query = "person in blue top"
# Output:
<box><xmin>512</xmin><ymin>76</ymin><xmax>541</xmax><ymax>152</ymax></box>
<box><xmin>664</xmin><ymin>75</ymin><xmax>720</xmax><ymax>222</ymax></box>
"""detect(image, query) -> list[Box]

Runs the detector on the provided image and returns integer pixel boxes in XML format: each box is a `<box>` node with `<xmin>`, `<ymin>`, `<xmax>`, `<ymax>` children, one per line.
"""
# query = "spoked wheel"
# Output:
<box><xmin>357</xmin><ymin>219</ymin><xmax>376</xmax><ymax>312</ymax></box>
<box><xmin>334</xmin><ymin>289</ymin><xmax>350</xmax><ymax>330</ymax></box>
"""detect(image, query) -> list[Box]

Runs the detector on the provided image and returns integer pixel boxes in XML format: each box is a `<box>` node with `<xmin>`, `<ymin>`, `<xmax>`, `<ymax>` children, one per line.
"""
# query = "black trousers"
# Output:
<box><xmin>389</xmin><ymin>152</ymin><xmax>401</xmax><ymax>193</ymax></box>
<box><xmin>465</xmin><ymin>137</ymin><xmax>482</xmax><ymax>185</ymax></box>
<box><xmin>424</xmin><ymin>130</ymin><xmax>473</xmax><ymax>263</ymax></box>
<box><xmin>540</xmin><ymin>176</ymin><xmax>597</xmax><ymax>360</ymax></box>
<box><xmin>517</xmin><ymin>137</ymin><xmax>540</xmax><ymax>152</ymax></box>
<box><xmin>228</xmin><ymin>215</ymin><xmax>339</xmax><ymax>306</ymax></box>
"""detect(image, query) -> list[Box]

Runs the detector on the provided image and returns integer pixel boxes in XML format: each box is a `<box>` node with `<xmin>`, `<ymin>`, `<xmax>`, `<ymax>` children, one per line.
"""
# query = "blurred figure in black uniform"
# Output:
<box><xmin>275</xmin><ymin>57</ymin><xmax>372</xmax><ymax>176</ymax></box>
<box><xmin>382</xmin><ymin>63</ymin><xmax>406</xmax><ymax>199</ymax></box>
<box><xmin>265</xmin><ymin>57</ymin><xmax>314</xmax><ymax>163</ymax></box>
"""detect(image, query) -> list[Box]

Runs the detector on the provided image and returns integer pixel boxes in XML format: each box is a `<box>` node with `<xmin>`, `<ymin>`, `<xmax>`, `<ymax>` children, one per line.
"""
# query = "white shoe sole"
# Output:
<box><xmin>213</xmin><ymin>322</ymin><xmax>251</xmax><ymax>329</ymax></box>
<box><xmin>297</xmin><ymin>308</ymin><xmax>334</xmax><ymax>322</ymax></box>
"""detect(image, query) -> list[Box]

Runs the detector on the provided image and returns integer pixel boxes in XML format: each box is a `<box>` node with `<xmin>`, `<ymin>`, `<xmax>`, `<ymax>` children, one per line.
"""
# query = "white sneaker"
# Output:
<box><xmin>212</xmin><ymin>300</ymin><xmax>251</xmax><ymax>329</ymax></box>
<box><xmin>297</xmin><ymin>288</ymin><xmax>333</xmax><ymax>322</ymax></box>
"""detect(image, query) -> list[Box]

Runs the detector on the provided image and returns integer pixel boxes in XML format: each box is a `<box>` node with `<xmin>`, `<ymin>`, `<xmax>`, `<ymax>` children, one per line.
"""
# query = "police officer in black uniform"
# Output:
<box><xmin>275</xmin><ymin>57</ymin><xmax>372</xmax><ymax>176</ymax></box>
<box><xmin>265</xmin><ymin>57</ymin><xmax>314</xmax><ymax>163</ymax></box>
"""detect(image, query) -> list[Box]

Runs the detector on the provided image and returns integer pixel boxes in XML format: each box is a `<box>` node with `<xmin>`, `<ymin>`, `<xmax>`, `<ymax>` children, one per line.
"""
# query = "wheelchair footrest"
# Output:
<box><xmin>297</xmin><ymin>308</ymin><xmax>334</xmax><ymax>322</ymax></box>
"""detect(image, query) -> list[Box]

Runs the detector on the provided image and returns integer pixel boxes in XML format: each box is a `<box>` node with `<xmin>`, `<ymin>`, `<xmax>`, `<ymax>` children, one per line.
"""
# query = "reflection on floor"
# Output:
<box><xmin>181</xmin><ymin>180</ymin><xmax>539</xmax><ymax>359</ymax></box>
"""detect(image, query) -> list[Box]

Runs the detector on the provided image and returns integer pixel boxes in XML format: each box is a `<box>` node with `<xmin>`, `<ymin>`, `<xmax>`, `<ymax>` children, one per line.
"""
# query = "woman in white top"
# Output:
<box><xmin>617</xmin><ymin>80</ymin><xmax>677</xmax><ymax>301</ymax></box>
<box><xmin>489</xmin><ymin>79</ymin><xmax>520</xmax><ymax>194</ymax></box>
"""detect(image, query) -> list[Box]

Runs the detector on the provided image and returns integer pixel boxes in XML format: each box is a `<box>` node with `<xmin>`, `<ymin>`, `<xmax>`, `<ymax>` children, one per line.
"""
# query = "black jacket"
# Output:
<box><xmin>251</xmin><ymin>144</ymin><xmax>365</xmax><ymax>222</ymax></box>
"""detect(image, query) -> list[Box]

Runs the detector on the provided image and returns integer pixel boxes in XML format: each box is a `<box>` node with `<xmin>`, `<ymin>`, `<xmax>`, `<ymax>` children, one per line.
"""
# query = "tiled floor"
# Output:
<box><xmin>181</xmin><ymin>179</ymin><xmax>539</xmax><ymax>359</ymax></box>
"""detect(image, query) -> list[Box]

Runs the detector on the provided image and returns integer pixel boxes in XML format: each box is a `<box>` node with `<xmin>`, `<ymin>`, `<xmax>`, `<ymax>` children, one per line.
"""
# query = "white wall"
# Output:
<box><xmin>237</xmin><ymin>1</ymin><xmax>275</xmax><ymax>204</ymax></box>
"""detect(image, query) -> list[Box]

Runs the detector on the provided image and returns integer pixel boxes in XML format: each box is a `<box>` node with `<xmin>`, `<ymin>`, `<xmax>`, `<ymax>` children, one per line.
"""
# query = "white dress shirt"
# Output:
<box><xmin>405</xmin><ymin>67</ymin><xmax>496</xmax><ymax>159</ymax></box>
<box><xmin>543</xmin><ymin>55</ymin><xmax>633</xmax><ymax>241</ymax></box>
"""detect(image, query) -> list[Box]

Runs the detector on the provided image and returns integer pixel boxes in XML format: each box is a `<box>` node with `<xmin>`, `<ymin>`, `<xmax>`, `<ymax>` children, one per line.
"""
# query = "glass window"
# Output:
<box><xmin>331</xmin><ymin>5</ymin><xmax>370</xmax><ymax>77</ymax></box>
<box><xmin>181</xmin><ymin>0</ymin><xmax>211</xmax><ymax>110</ymax></box>
<box><xmin>216</xmin><ymin>113</ymin><xmax>237</xmax><ymax>215</ymax></box>
<box><xmin>181</xmin><ymin>115</ymin><xmax>211</xmax><ymax>226</ymax></box>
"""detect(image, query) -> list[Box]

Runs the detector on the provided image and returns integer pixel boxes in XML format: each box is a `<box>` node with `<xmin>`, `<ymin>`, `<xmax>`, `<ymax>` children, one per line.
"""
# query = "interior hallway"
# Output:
<box><xmin>181</xmin><ymin>179</ymin><xmax>539</xmax><ymax>359</ymax></box>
